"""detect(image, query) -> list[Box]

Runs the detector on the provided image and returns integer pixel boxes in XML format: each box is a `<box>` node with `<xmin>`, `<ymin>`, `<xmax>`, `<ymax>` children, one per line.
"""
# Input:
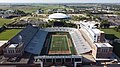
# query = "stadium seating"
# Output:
<box><xmin>43</xmin><ymin>27</ymin><xmax>75</xmax><ymax>32</ymax></box>
<box><xmin>69</xmin><ymin>29</ymin><xmax>91</xmax><ymax>54</ymax></box>
<box><xmin>25</xmin><ymin>30</ymin><xmax>48</xmax><ymax>54</ymax></box>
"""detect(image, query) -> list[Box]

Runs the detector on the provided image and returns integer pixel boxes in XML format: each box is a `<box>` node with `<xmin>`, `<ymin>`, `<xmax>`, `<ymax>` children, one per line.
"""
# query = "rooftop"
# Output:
<box><xmin>0</xmin><ymin>41</ymin><xmax>8</xmax><ymax>47</ymax></box>
<box><xmin>8</xmin><ymin>44</ymin><xmax>19</xmax><ymax>48</ymax></box>
<box><xmin>91</xmin><ymin>29</ymin><xmax>101</xmax><ymax>35</ymax></box>
<box><xmin>95</xmin><ymin>43</ymin><xmax>112</xmax><ymax>48</ymax></box>
<box><xmin>48</xmin><ymin>13</ymin><xmax>70</xmax><ymax>19</ymax></box>
<box><xmin>80</xmin><ymin>21</ymin><xmax>98</xmax><ymax>29</ymax></box>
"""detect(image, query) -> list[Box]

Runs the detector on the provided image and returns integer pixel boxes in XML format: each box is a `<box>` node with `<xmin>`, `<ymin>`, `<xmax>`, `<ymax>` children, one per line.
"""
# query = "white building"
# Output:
<box><xmin>48</xmin><ymin>13</ymin><xmax>70</xmax><ymax>21</ymax></box>
<box><xmin>80</xmin><ymin>21</ymin><xmax>113</xmax><ymax>60</ymax></box>
<box><xmin>80</xmin><ymin>22</ymin><xmax>105</xmax><ymax>43</ymax></box>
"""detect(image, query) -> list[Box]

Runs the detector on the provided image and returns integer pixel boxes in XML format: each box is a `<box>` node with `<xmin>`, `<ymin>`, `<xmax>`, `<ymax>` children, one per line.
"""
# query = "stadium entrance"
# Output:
<box><xmin>34</xmin><ymin>55</ymin><xmax>82</xmax><ymax>67</ymax></box>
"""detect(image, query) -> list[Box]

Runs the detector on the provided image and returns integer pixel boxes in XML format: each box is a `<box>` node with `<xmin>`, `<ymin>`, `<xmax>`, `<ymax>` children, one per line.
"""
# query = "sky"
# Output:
<box><xmin>0</xmin><ymin>0</ymin><xmax>120</xmax><ymax>3</ymax></box>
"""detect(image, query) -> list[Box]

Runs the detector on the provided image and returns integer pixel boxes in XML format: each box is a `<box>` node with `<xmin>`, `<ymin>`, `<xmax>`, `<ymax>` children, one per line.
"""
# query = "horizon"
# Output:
<box><xmin>0</xmin><ymin>0</ymin><xmax>120</xmax><ymax>3</ymax></box>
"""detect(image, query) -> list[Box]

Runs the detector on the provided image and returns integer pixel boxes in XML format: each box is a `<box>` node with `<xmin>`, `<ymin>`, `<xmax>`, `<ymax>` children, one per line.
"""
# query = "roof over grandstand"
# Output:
<box><xmin>48</xmin><ymin>13</ymin><xmax>70</xmax><ymax>19</ymax></box>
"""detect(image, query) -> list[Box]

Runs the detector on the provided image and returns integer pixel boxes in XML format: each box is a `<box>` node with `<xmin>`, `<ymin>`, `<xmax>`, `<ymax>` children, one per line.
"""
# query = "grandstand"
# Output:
<box><xmin>9</xmin><ymin>25</ymin><xmax>39</xmax><ymax>47</ymax></box>
<box><xmin>2</xmin><ymin>25</ymin><xmax>39</xmax><ymax>57</ymax></box>
<box><xmin>69</xmin><ymin>29</ymin><xmax>91</xmax><ymax>54</ymax></box>
<box><xmin>25</xmin><ymin>30</ymin><xmax>48</xmax><ymax>54</ymax></box>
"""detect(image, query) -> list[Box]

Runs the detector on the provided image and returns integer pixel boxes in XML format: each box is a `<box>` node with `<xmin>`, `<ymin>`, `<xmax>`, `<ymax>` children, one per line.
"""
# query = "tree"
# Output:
<box><xmin>14</xmin><ymin>10</ymin><xmax>26</xmax><ymax>15</ymax></box>
<box><xmin>100</xmin><ymin>20</ymin><xmax>110</xmax><ymax>28</ymax></box>
<box><xmin>115</xmin><ymin>25</ymin><xmax>120</xmax><ymax>32</ymax></box>
<box><xmin>48</xmin><ymin>20</ymin><xmax>54</xmax><ymax>27</ymax></box>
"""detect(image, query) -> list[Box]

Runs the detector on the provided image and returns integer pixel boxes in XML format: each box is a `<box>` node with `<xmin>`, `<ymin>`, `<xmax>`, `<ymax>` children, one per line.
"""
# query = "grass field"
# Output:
<box><xmin>44</xmin><ymin>32</ymin><xmax>76</xmax><ymax>55</ymax></box>
<box><xmin>50</xmin><ymin>35</ymin><xmax>69</xmax><ymax>51</ymax></box>
<box><xmin>0</xmin><ymin>18</ymin><xmax>13</xmax><ymax>26</ymax></box>
<box><xmin>0</xmin><ymin>29</ymin><xmax>21</xmax><ymax>40</ymax></box>
<box><xmin>100</xmin><ymin>28</ymin><xmax>120</xmax><ymax>39</ymax></box>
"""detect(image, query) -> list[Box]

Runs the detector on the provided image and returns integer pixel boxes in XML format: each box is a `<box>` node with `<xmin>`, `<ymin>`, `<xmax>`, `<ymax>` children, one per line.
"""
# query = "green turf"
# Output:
<box><xmin>100</xmin><ymin>28</ymin><xmax>120</xmax><ymax>39</ymax></box>
<box><xmin>70</xmin><ymin>47</ymin><xmax>76</xmax><ymax>55</ymax></box>
<box><xmin>0</xmin><ymin>18</ymin><xmax>13</xmax><ymax>26</ymax></box>
<box><xmin>0</xmin><ymin>29</ymin><xmax>21</xmax><ymax>40</ymax></box>
<box><xmin>50</xmin><ymin>35</ymin><xmax>69</xmax><ymax>51</ymax></box>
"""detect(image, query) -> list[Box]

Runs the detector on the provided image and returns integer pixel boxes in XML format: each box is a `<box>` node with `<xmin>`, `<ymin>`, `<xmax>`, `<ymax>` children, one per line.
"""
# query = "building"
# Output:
<box><xmin>34</xmin><ymin>55</ymin><xmax>82</xmax><ymax>67</ymax></box>
<box><xmin>0</xmin><ymin>41</ymin><xmax>8</xmax><ymax>54</ymax></box>
<box><xmin>94</xmin><ymin>43</ymin><xmax>113</xmax><ymax>58</ymax></box>
<box><xmin>79</xmin><ymin>21</ymin><xmax>114</xmax><ymax>62</ymax></box>
<box><xmin>48</xmin><ymin>13</ymin><xmax>70</xmax><ymax>21</ymax></box>
<box><xmin>80</xmin><ymin>21</ymin><xmax>105</xmax><ymax>43</ymax></box>
<box><xmin>36</xmin><ymin>9</ymin><xmax>44</xmax><ymax>14</ymax></box>
<box><xmin>3</xmin><ymin>42</ymin><xmax>24</xmax><ymax>57</ymax></box>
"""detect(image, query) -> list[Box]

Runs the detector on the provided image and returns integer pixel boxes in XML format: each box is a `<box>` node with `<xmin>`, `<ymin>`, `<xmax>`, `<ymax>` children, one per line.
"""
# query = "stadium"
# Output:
<box><xmin>1</xmin><ymin>13</ymin><xmax>114</xmax><ymax>67</ymax></box>
<box><xmin>25</xmin><ymin>27</ymin><xmax>91</xmax><ymax>55</ymax></box>
<box><xmin>6</xmin><ymin>26</ymin><xmax>87</xmax><ymax>67</ymax></box>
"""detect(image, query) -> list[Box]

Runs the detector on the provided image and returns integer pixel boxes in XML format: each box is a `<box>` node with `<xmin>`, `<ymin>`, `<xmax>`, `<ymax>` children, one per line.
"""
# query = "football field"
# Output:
<box><xmin>49</xmin><ymin>35</ymin><xmax>70</xmax><ymax>54</ymax></box>
<box><xmin>50</xmin><ymin>35</ymin><xmax>69</xmax><ymax>51</ymax></box>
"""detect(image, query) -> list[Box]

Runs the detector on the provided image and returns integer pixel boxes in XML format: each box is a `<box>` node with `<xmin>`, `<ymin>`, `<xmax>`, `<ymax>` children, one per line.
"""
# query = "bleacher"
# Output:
<box><xmin>25</xmin><ymin>30</ymin><xmax>48</xmax><ymax>55</ymax></box>
<box><xmin>9</xmin><ymin>25</ymin><xmax>39</xmax><ymax>48</ymax></box>
<box><xmin>42</xmin><ymin>27</ymin><xmax>75</xmax><ymax>32</ymax></box>
<box><xmin>69</xmin><ymin>29</ymin><xmax>91</xmax><ymax>54</ymax></box>
<box><xmin>9</xmin><ymin>25</ymin><xmax>48</xmax><ymax>55</ymax></box>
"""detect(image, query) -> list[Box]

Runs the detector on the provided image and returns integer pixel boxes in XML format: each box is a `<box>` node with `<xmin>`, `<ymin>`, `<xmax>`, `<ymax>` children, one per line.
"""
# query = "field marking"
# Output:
<box><xmin>65</xmin><ymin>35</ymin><xmax>71</xmax><ymax>54</ymax></box>
<box><xmin>68</xmin><ymin>39</ymin><xmax>72</xmax><ymax>47</ymax></box>
<box><xmin>49</xmin><ymin>34</ymin><xmax>71</xmax><ymax>54</ymax></box>
<box><xmin>50</xmin><ymin>35</ymin><xmax>68</xmax><ymax>51</ymax></box>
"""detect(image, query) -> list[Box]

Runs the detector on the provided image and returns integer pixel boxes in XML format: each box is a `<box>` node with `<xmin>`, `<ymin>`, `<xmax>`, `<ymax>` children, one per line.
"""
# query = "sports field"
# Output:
<box><xmin>0</xmin><ymin>29</ymin><xmax>21</xmax><ymax>40</ymax></box>
<box><xmin>42</xmin><ymin>32</ymin><xmax>76</xmax><ymax>55</ymax></box>
<box><xmin>49</xmin><ymin>35</ymin><xmax>71</xmax><ymax>54</ymax></box>
<box><xmin>50</xmin><ymin>35</ymin><xmax>69</xmax><ymax>51</ymax></box>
